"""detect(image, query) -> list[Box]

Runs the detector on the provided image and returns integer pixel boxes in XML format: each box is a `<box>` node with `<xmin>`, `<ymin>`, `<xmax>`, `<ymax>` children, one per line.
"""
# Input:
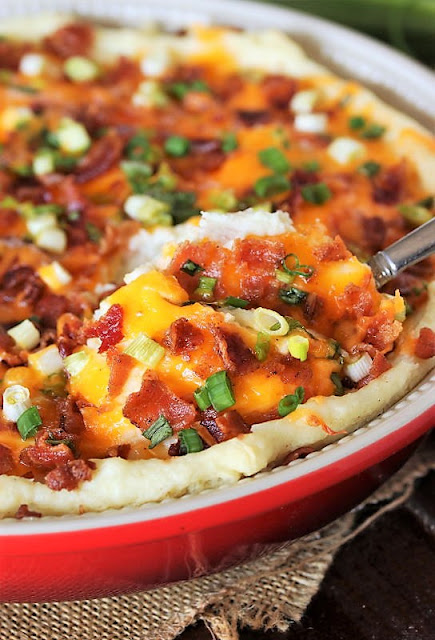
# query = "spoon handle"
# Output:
<box><xmin>368</xmin><ymin>217</ymin><xmax>435</xmax><ymax>288</ymax></box>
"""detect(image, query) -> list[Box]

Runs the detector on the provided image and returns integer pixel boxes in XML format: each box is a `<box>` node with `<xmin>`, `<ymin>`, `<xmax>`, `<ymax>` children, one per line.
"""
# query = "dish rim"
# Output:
<box><xmin>0</xmin><ymin>0</ymin><xmax>434</xmax><ymax>536</ymax></box>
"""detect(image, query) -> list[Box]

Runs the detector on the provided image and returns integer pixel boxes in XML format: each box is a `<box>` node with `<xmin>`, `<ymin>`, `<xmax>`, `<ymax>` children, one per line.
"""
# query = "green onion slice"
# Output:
<box><xmin>124</xmin><ymin>333</ymin><xmax>165</xmax><ymax>368</ymax></box>
<box><xmin>195</xmin><ymin>276</ymin><xmax>217</xmax><ymax>300</ymax></box>
<box><xmin>179</xmin><ymin>428</ymin><xmax>204</xmax><ymax>454</ymax></box>
<box><xmin>255</xmin><ymin>331</ymin><xmax>270</xmax><ymax>362</ymax></box>
<box><xmin>221</xmin><ymin>132</ymin><xmax>238</xmax><ymax>153</ymax></box>
<box><xmin>17</xmin><ymin>406</ymin><xmax>42</xmax><ymax>440</ymax></box>
<box><xmin>223</xmin><ymin>296</ymin><xmax>249</xmax><ymax>308</ymax></box>
<box><xmin>348</xmin><ymin>115</ymin><xmax>366</xmax><ymax>130</ymax></box>
<box><xmin>301</xmin><ymin>182</ymin><xmax>331</xmax><ymax>205</ymax></box>
<box><xmin>254</xmin><ymin>174</ymin><xmax>291</xmax><ymax>198</ymax></box>
<box><xmin>258</xmin><ymin>147</ymin><xmax>290</xmax><ymax>174</ymax></box>
<box><xmin>281</xmin><ymin>253</ymin><xmax>315</xmax><ymax>279</ymax></box>
<box><xmin>302</xmin><ymin>160</ymin><xmax>320</xmax><ymax>172</ymax></box>
<box><xmin>330</xmin><ymin>372</ymin><xmax>344</xmax><ymax>396</ymax></box>
<box><xmin>204</xmin><ymin>370</ymin><xmax>235</xmax><ymax>412</ymax></box>
<box><xmin>194</xmin><ymin>385</ymin><xmax>212</xmax><ymax>411</ymax></box>
<box><xmin>361</xmin><ymin>124</ymin><xmax>386</xmax><ymax>139</ymax></box>
<box><xmin>399</xmin><ymin>204</ymin><xmax>432</xmax><ymax>227</ymax></box>
<box><xmin>143</xmin><ymin>415</ymin><xmax>173</xmax><ymax>449</ymax></box>
<box><xmin>164</xmin><ymin>135</ymin><xmax>190</xmax><ymax>157</ymax></box>
<box><xmin>125</xmin><ymin>131</ymin><xmax>151</xmax><ymax>162</ymax></box>
<box><xmin>278</xmin><ymin>386</ymin><xmax>305</xmax><ymax>417</ymax></box>
<box><xmin>358</xmin><ymin>161</ymin><xmax>381</xmax><ymax>177</ymax></box>
<box><xmin>279</xmin><ymin>287</ymin><xmax>308</xmax><ymax>306</ymax></box>
<box><xmin>180</xmin><ymin>259</ymin><xmax>204</xmax><ymax>276</ymax></box>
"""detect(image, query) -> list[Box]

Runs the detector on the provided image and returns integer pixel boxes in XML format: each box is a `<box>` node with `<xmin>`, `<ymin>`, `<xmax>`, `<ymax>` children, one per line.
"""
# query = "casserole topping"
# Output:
<box><xmin>0</xmin><ymin>18</ymin><xmax>433</xmax><ymax>510</ymax></box>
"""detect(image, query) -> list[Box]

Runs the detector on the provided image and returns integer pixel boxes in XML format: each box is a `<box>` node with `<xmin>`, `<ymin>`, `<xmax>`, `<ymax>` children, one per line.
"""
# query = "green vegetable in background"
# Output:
<box><xmin>255</xmin><ymin>0</ymin><xmax>435</xmax><ymax>66</ymax></box>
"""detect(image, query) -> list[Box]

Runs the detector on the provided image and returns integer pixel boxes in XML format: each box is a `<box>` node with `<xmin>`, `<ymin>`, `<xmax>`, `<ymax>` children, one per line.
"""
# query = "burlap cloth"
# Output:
<box><xmin>1</xmin><ymin>441</ymin><xmax>434</xmax><ymax>640</ymax></box>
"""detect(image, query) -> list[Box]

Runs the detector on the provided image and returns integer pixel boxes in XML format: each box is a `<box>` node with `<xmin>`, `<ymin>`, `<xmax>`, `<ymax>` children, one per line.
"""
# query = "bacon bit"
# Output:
<box><xmin>235</xmin><ymin>237</ymin><xmax>285</xmax><ymax>271</ymax></box>
<box><xmin>0</xmin><ymin>265</ymin><xmax>44</xmax><ymax>324</ymax></box>
<box><xmin>163</xmin><ymin>318</ymin><xmax>204</xmax><ymax>357</ymax></box>
<box><xmin>313</xmin><ymin>236</ymin><xmax>349</xmax><ymax>262</ymax></box>
<box><xmin>236</xmin><ymin>110</ymin><xmax>271</xmax><ymax>126</ymax></box>
<box><xmin>56</xmin><ymin>397</ymin><xmax>86</xmax><ymax>436</ymax></box>
<box><xmin>261</xmin><ymin>75</ymin><xmax>297</xmax><ymax>108</ymax></box>
<box><xmin>307</xmin><ymin>414</ymin><xmax>339</xmax><ymax>436</ymax></box>
<box><xmin>357</xmin><ymin>352</ymin><xmax>392</xmax><ymax>388</ymax></box>
<box><xmin>200</xmin><ymin>408</ymin><xmax>250</xmax><ymax>443</ymax></box>
<box><xmin>0</xmin><ymin>444</ymin><xmax>14</xmax><ymax>475</ymax></box>
<box><xmin>363</xmin><ymin>216</ymin><xmax>386</xmax><ymax>252</ymax></box>
<box><xmin>106</xmin><ymin>349</ymin><xmax>135</xmax><ymax>398</ymax></box>
<box><xmin>86</xmin><ymin>303</ymin><xmax>124</xmax><ymax>353</ymax></box>
<box><xmin>365</xmin><ymin>312</ymin><xmax>402</xmax><ymax>351</ymax></box>
<box><xmin>34</xmin><ymin>293</ymin><xmax>69</xmax><ymax>329</ymax></box>
<box><xmin>213</xmin><ymin>327</ymin><xmax>256</xmax><ymax>374</ymax></box>
<box><xmin>0</xmin><ymin>40</ymin><xmax>30</xmax><ymax>70</ymax></box>
<box><xmin>20</xmin><ymin>431</ymin><xmax>75</xmax><ymax>471</ymax></box>
<box><xmin>283</xmin><ymin>446</ymin><xmax>316</xmax><ymax>465</ymax></box>
<box><xmin>0</xmin><ymin>327</ymin><xmax>25</xmax><ymax>366</ymax></box>
<box><xmin>414</xmin><ymin>327</ymin><xmax>435</xmax><ymax>359</ymax></box>
<box><xmin>303</xmin><ymin>292</ymin><xmax>324</xmax><ymax>322</ymax></box>
<box><xmin>75</xmin><ymin>131</ymin><xmax>123</xmax><ymax>184</ymax></box>
<box><xmin>372</xmin><ymin>161</ymin><xmax>407</xmax><ymax>205</ymax></box>
<box><xmin>107</xmin><ymin>444</ymin><xmax>131</xmax><ymax>459</ymax></box>
<box><xmin>44</xmin><ymin>23</ymin><xmax>94</xmax><ymax>59</ymax></box>
<box><xmin>123</xmin><ymin>371</ymin><xmax>197</xmax><ymax>431</ymax></box>
<box><xmin>339</xmin><ymin>283</ymin><xmax>373</xmax><ymax>318</ymax></box>
<box><xmin>14</xmin><ymin>504</ymin><xmax>42</xmax><ymax>519</ymax></box>
<box><xmin>45</xmin><ymin>459</ymin><xmax>96</xmax><ymax>491</ymax></box>
<box><xmin>57</xmin><ymin>313</ymin><xmax>85</xmax><ymax>358</ymax></box>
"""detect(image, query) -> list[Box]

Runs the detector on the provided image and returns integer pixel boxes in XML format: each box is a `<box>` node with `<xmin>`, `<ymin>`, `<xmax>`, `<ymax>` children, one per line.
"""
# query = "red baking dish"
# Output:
<box><xmin>0</xmin><ymin>0</ymin><xmax>434</xmax><ymax>603</ymax></box>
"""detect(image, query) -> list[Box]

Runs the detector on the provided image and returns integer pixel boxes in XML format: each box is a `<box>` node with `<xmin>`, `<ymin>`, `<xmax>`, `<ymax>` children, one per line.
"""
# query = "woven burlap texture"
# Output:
<box><xmin>1</xmin><ymin>443</ymin><xmax>434</xmax><ymax>640</ymax></box>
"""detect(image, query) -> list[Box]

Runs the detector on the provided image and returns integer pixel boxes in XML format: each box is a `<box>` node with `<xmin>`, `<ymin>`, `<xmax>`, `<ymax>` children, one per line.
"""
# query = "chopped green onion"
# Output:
<box><xmin>154</xmin><ymin>162</ymin><xmax>177</xmax><ymax>190</ymax></box>
<box><xmin>417</xmin><ymin>196</ymin><xmax>434</xmax><ymax>209</ymax></box>
<box><xmin>275</xmin><ymin>269</ymin><xmax>294</xmax><ymax>284</ymax></box>
<box><xmin>124</xmin><ymin>194</ymin><xmax>171</xmax><ymax>226</ymax></box>
<box><xmin>179</xmin><ymin>428</ymin><xmax>204</xmax><ymax>454</ymax></box>
<box><xmin>253</xmin><ymin>308</ymin><xmax>289</xmax><ymax>336</ymax></box>
<box><xmin>399</xmin><ymin>204</ymin><xmax>432</xmax><ymax>227</ymax></box>
<box><xmin>258</xmin><ymin>147</ymin><xmax>290</xmax><ymax>174</ymax></box>
<box><xmin>221</xmin><ymin>132</ymin><xmax>238</xmax><ymax>153</ymax></box>
<box><xmin>64</xmin><ymin>56</ymin><xmax>99</xmax><ymax>82</ymax></box>
<box><xmin>358</xmin><ymin>160</ymin><xmax>381</xmax><ymax>177</ymax></box>
<box><xmin>7</xmin><ymin>319</ymin><xmax>40</xmax><ymax>350</ymax></box>
<box><xmin>120</xmin><ymin>160</ymin><xmax>153</xmax><ymax>182</ymax></box>
<box><xmin>143</xmin><ymin>415</ymin><xmax>173</xmax><ymax>449</ymax></box>
<box><xmin>125</xmin><ymin>131</ymin><xmax>151</xmax><ymax>162</ymax></box>
<box><xmin>194</xmin><ymin>385</ymin><xmax>212</xmax><ymax>410</ymax></box>
<box><xmin>17</xmin><ymin>406</ymin><xmax>42</xmax><ymax>440</ymax></box>
<box><xmin>64</xmin><ymin>351</ymin><xmax>89</xmax><ymax>377</ymax></box>
<box><xmin>301</xmin><ymin>182</ymin><xmax>331</xmax><ymax>205</ymax></box>
<box><xmin>255</xmin><ymin>331</ymin><xmax>270</xmax><ymax>362</ymax></box>
<box><xmin>330</xmin><ymin>372</ymin><xmax>344</xmax><ymax>396</ymax></box>
<box><xmin>46</xmin><ymin>437</ymin><xmax>75</xmax><ymax>450</ymax></box>
<box><xmin>204</xmin><ymin>370</ymin><xmax>235</xmax><ymax>412</ymax></box>
<box><xmin>56</xmin><ymin>117</ymin><xmax>91</xmax><ymax>154</ymax></box>
<box><xmin>326</xmin><ymin>339</ymin><xmax>341</xmax><ymax>360</ymax></box>
<box><xmin>86</xmin><ymin>222</ymin><xmax>102</xmax><ymax>243</ymax></box>
<box><xmin>2</xmin><ymin>385</ymin><xmax>31</xmax><ymax>423</ymax></box>
<box><xmin>281</xmin><ymin>253</ymin><xmax>315</xmax><ymax>279</ymax></box>
<box><xmin>133</xmin><ymin>80</ymin><xmax>168</xmax><ymax>108</ymax></box>
<box><xmin>164</xmin><ymin>135</ymin><xmax>190</xmax><ymax>157</ymax></box>
<box><xmin>210</xmin><ymin>189</ymin><xmax>237</xmax><ymax>212</ymax></box>
<box><xmin>288</xmin><ymin>335</ymin><xmax>309</xmax><ymax>362</ymax></box>
<box><xmin>286</xmin><ymin>317</ymin><xmax>304</xmax><ymax>332</ymax></box>
<box><xmin>195</xmin><ymin>276</ymin><xmax>217</xmax><ymax>300</ymax></box>
<box><xmin>223</xmin><ymin>296</ymin><xmax>249</xmax><ymax>308</ymax></box>
<box><xmin>361</xmin><ymin>123</ymin><xmax>386</xmax><ymax>139</ymax></box>
<box><xmin>279</xmin><ymin>287</ymin><xmax>308</xmax><ymax>306</ymax></box>
<box><xmin>348</xmin><ymin>115</ymin><xmax>366</xmax><ymax>130</ymax></box>
<box><xmin>124</xmin><ymin>333</ymin><xmax>165</xmax><ymax>368</ymax></box>
<box><xmin>302</xmin><ymin>160</ymin><xmax>320</xmax><ymax>172</ymax></box>
<box><xmin>169</xmin><ymin>80</ymin><xmax>209</xmax><ymax>100</ymax></box>
<box><xmin>278</xmin><ymin>386</ymin><xmax>304</xmax><ymax>417</ymax></box>
<box><xmin>180</xmin><ymin>260</ymin><xmax>204</xmax><ymax>276</ymax></box>
<box><xmin>33</xmin><ymin>148</ymin><xmax>55</xmax><ymax>176</ymax></box>
<box><xmin>254</xmin><ymin>174</ymin><xmax>291</xmax><ymax>198</ymax></box>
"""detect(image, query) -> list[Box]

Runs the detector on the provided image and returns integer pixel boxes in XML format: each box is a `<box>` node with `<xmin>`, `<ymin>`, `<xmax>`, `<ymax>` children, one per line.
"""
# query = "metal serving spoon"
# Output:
<box><xmin>368</xmin><ymin>217</ymin><xmax>435</xmax><ymax>288</ymax></box>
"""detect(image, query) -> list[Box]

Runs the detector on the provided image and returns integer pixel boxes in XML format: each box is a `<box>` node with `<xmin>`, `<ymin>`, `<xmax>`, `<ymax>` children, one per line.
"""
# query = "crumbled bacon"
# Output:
<box><xmin>372</xmin><ymin>161</ymin><xmax>406</xmax><ymax>205</ymax></box>
<box><xmin>0</xmin><ymin>444</ymin><xmax>14</xmax><ymax>475</ymax></box>
<box><xmin>213</xmin><ymin>327</ymin><xmax>255</xmax><ymax>373</ymax></box>
<box><xmin>339</xmin><ymin>283</ymin><xmax>374</xmax><ymax>318</ymax></box>
<box><xmin>107</xmin><ymin>349</ymin><xmax>135</xmax><ymax>398</ymax></box>
<box><xmin>75</xmin><ymin>131</ymin><xmax>123</xmax><ymax>184</ymax></box>
<box><xmin>283</xmin><ymin>446</ymin><xmax>316</xmax><ymax>465</ymax></box>
<box><xmin>57</xmin><ymin>313</ymin><xmax>85</xmax><ymax>358</ymax></box>
<box><xmin>200</xmin><ymin>408</ymin><xmax>249</xmax><ymax>443</ymax></box>
<box><xmin>362</xmin><ymin>216</ymin><xmax>386</xmax><ymax>252</ymax></box>
<box><xmin>86</xmin><ymin>303</ymin><xmax>124</xmax><ymax>353</ymax></box>
<box><xmin>34</xmin><ymin>293</ymin><xmax>69</xmax><ymax>329</ymax></box>
<box><xmin>44</xmin><ymin>459</ymin><xmax>95</xmax><ymax>491</ymax></box>
<box><xmin>14</xmin><ymin>504</ymin><xmax>42</xmax><ymax>519</ymax></box>
<box><xmin>44</xmin><ymin>23</ymin><xmax>94</xmax><ymax>59</ymax></box>
<box><xmin>123</xmin><ymin>371</ymin><xmax>197</xmax><ymax>431</ymax></box>
<box><xmin>357</xmin><ymin>352</ymin><xmax>391</xmax><ymax>387</ymax></box>
<box><xmin>365</xmin><ymin>312</ymin><xmax>402</xmax><ymax>352</ymax></box>
<box><xmin>313</xmin><ymin>236</ymin><xmax>350</xmax><ymax>262</ymax></box>
<box><xmin>20</xmin><ymin>431</ymin><xmax>75</xmax><ymax>471</ymax></box>
<box><xmin>235</xmin><ymin>237</ymin><xmax>285</xmax><ymax>271</ymax></box>
<box><xmin>0</xmin><ymin>40</ymin><xmax>30</xmax><ymax>70</ymax></box>
<box><xmin>303</xmin><ymin>292</ymin><xmax>324</xmax><ymax>322</ymax></box>
<box><xmin>262</xmin><ymin>75</ymin><xmax>297</xmax><ymax>108</ymax></box>
<box><xmin>414</xmin><ymin>327</ymin><xmax>435</xmax><ymax>359</ymax></box>
<box><xmin>0</xmin><ymin>264</ymin><xmax>45</xmax><ymax>324</ymax></box>
<box><xmin>0</xmin><ymin>328</ymin><xmax>25</xmax><ymax>366</ymax></box>
<box><xmin>163</xmin><ymin>318</ymin><xmax>204</xmax><ymax>356</ymax></box>
<box><xmin>236</xmin><ymin>110</ymin><xmax>271</xmax><ymax>126</ymax></box>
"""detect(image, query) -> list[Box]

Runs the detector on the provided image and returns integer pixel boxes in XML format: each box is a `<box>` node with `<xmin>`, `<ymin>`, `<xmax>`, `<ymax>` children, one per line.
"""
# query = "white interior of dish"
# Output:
<box><xmin>0</xmin><ymin>0</ymin><xmax>433</xmax><ymax>534</ymax></box>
